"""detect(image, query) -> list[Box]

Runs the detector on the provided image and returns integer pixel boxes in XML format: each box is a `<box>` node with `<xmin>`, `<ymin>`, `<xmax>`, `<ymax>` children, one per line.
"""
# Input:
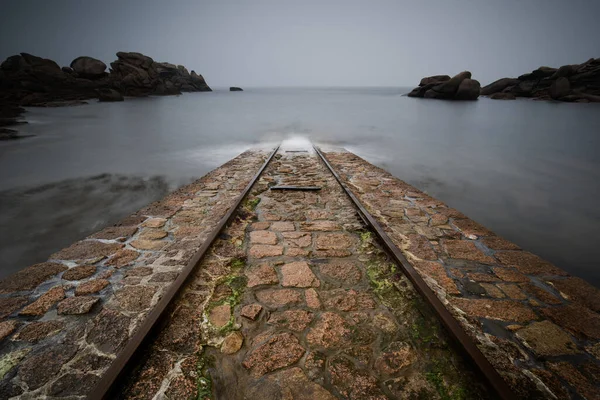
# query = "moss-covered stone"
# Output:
<box><xmin>0</xmin><ymin>348</ymin><xmax>30</xmax><ymax>379</ymax></box>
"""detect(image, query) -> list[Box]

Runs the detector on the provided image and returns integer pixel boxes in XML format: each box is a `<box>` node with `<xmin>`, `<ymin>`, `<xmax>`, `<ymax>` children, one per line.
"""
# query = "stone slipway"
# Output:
<box><xmin>321</xmin><ymin>148</ymin><xmax>600</xmax><ymax>399</ymax></box>
<box><xmin>120</xmin><ymin>144</ymin><xmax>492</xmax><ymax>399</ymax></box>
<box><xmin>0</xmin><ymin>149</ymin><xmax>270</xmax><ymax>398</ymax></box>
<box><xmin>0</xmin><ymin>143</ymin><xmax>599</xmax><ymax>399</ymax></box>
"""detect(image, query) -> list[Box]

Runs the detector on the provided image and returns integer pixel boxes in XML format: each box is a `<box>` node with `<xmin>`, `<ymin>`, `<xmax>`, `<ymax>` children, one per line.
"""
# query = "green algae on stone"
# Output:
<box><xmin>409</xmin><ymin>318</ymin><xmax>436</xmax><ymax>345</ymax></box>
<box><xmin>426</xmin><ymin>370</ymin><xmax>468</xmax><ymax>400</ymax></box>
<box><xmin>360</xmin><ymin>231</ymin><xmax>373</xmax><ymax>246</ymax></box>
<box><xmin>366</xmin><ymin>261</ymin><xmax>400</xmax><ymax>303</ymax></box>
<box><xmin>205</xmin><ymin>274</ymin><xmax>247</xmax><ymax>334</ymax></box>
<box><xmin>218</xmin><ymin>276</ymin><xmax>247</xmax><ymax>335</ymax></box>
<box><xmin>229</xmin><ymin>258</ymin><xmax>245</xmax><ymax>271</ymax></box>
<box><xmin>424</xmin><ymin>358</ymin><xmax>474</xmax><ymax>400</ymax></box>
<box><xmin>196</xmin><ymin>347</ymin><xmax>214</xmax><ymax>400</ymax></box>
<box><xmin>243</xmin><ymin>197</ymin><xmax>261</xmax><ymax>211</ymax></box>
<box><xmin>0</xmin><ymin>348</ymin><xmax>30</xmax><ymax>379</ymax></box>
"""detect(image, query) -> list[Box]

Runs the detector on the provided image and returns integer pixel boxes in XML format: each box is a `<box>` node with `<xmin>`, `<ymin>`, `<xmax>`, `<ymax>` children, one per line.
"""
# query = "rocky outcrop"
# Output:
<box><xmin>0</xmin><ymin>51</ymin><xmax>212</xmax><ymax>109</ymax></box>
<box><xmin>230</xmin><ymin>87</ymin><xmax>243</xmax><ymax>91</ymax></box>
<box><xmin>549</xmin><ymin>77</ymin><xmax>570</xmax><ymax>99</ymax></box>
<box><xmin>480</xmin><ymin>78</ymin><xmax>520</xmax><ymax>96</ymax></box>
<box><xmin>70</xmin><ymin>57</ymin><xmax>107</xmax><ymax>79</ymax></box>
<box><xmin>408</xmin><ymin>71</ymin><xmax>480</xmax><ymax>100</ymax></box>
<box><xmin>481</xmin><ymin>58</ymin><xmax>600</xmax><ymax>102</ymax></box>
<box><xmin>419</xmin><ymin>75</ymin><xmax>450</xmax><ymax>86</ymax></box>
<box><xmin>109</xmin><ymin>52</ymin><xmax>157</xmax><ymax>97</ymax></box>
<box><xmin>0</xmin><ymin>53</ymin><xmax>96</xmax><ymax>106</ymax></box>
<box><xmin>109</xmin><ymin>52</ymin><xmax>211</xmax><ymax>96</ymax></box>
<box><xmin>455</xmin><ymin>79</ymin><xmax>481</xmax><ymax>100</ymax></box>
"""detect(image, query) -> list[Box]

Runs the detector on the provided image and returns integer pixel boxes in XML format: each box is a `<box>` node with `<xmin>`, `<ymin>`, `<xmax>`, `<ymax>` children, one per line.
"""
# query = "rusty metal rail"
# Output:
<box><xmin>313</xmin><ymin>145</ymin><xmax>514</xmax><ymax>400</ymax></box>
<box><xmin>89</xmin><ymin>145</ymin><xmax>280</xmax><ymax>400</ymax></box>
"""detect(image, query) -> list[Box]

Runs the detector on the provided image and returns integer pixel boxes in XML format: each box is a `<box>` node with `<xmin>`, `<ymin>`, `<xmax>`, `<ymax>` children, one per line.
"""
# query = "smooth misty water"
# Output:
<box><xmin>1</xmin><ymin>88</ymin><xmax>599</xmax><ymax>286</ymax></box>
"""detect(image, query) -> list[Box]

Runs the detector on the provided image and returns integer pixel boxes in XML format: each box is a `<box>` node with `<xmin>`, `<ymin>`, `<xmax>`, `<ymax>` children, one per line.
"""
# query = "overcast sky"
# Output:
<box><xmin>1</xmin><ymin>0</ymin><xmax>599</xmax><ymax>87</ymax></box>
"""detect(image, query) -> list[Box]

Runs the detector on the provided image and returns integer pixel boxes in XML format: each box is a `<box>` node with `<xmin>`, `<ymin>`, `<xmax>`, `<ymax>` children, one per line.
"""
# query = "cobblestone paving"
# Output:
<box><xmin>321</xmin><ymin>148</ymin><xmax>600</xmax><ymax>400</ymax></box>
<box><xmin>0</xmin><ymin>150</ymin><xmax>269</xmax><ymax>399</ymax></box>
<box><xmin>122</xmin><ymin>147</ymin><xmax>491</xmax><ymax>399</ymax></box>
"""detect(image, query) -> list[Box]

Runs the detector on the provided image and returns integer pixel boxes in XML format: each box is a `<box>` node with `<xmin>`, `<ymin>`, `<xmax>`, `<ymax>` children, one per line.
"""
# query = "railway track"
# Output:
<box><xmin>91</xmin><ymin>140</ymin><xmax>513</xmax><ymax>399</ymax></box>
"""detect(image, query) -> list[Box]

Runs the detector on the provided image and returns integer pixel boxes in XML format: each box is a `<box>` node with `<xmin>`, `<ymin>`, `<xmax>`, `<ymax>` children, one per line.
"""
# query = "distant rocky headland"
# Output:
<box><xmin>0</xmin><ymin>51</ymin><xmax>211</xmax><ymax>139</ymax></box>
<box><xmin>408</xmin><ymin>57</ymin><xmax>600</xmax><ymax>103</ymax></box>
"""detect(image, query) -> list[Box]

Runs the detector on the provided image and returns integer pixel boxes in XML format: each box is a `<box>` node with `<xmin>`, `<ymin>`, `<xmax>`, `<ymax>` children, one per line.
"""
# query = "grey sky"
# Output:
<box><xmin>1</xmin><ymin>0</ymin><xmax>599</xmax><ymax>87</ymax></box>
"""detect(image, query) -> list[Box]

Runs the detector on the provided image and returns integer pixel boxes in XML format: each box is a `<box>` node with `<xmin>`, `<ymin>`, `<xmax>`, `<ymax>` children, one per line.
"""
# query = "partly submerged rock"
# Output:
<box><xmin>490</xmin><ymin>92</ymin><xmax>516</xmax><ymax>100</ymax></box>
<box><xmin>230</xmin><ymin>87</ymin><xmax>243</xmax><ymax>91</ymax></box>
<box><xmin>550</xmin><ymin>77</ymin><xmax>570</xmax><ymax>100</ymax></box>
<box><xmin>455</xmin><ymin>78</ymin><xmax>481</xmax><ymax>100</ymax></box>
<box><xmin>432</xmin><ymin>71</ymin><xmax>472</xmax><ymax>97</ymax></box>
<box><xmin>97</xmin><ymin>88</ymin><xmax>124</xmax><ymax>102</ymax></box>
<box><xmin>408</xmin><ymin>71</ymin><xmax>479</xmax><ymax>100</ymax></box>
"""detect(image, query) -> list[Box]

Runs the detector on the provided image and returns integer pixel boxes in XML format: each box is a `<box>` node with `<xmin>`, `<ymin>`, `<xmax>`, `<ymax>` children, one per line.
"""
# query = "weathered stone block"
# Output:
<box><xmin>280</xmin><ymin>261</ymin><xmax>320</xmax><ymax>288</ymax></box>
<box><xmin>0</xmin><ymin>262</ymin><xmax>67</xmax><ymax>293</ymax></box>
<box><xmin>250</xmin><ymin>230</ymin><xmax>278</xmax><ymax>245</ymax></box>
<box><xmin>243</xmin><ymin>332</ymin><xmax>305</xmax><ymax>377</ymax></box>
<box><xmin>57</xmin><ymin>296</ymin><xmax>99</xmax><ymax>314</ymax></box>
<box><xmin>246</xmin><ymin>264</ymin><xmax>278</xmax><ymax>287</ymax></box>
<box><xmin>51</xmin><ymin>241</ymin><xmax>124</xmax><ymax>260</ymax></box>
<box><xmin>255</xmin><ymin>289</ymin><xmax>304</xmax><ymax>308</ymax></box>
<box><xmin>451</xmin><ymin>298</ymin><xmax>537</xmax><ymax>323</ymax></box>
<box><xmin>86</xmin><ymin>308</ymin><xmax>131</xmax><ymax>354</ymax></box>
<box><xmin>516</xmin><ymin>320</ymin><xmax>579</xmax><ymax>356</ymax></box>
<box><xmin>249</xmin><ymin>245</ymin><xmax>283</xmax><ymax>258</ymax></box>
<box><xmin>19</xmin><ymin>286</ymin><xmax>65</xmax><ymax>316</ymax></box>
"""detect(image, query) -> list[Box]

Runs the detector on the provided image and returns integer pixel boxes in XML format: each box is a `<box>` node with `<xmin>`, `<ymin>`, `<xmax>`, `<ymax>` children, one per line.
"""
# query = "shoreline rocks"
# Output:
<box><xmin>0</xmin><ymin>102</ymin><xmax>28</xmax><ymax>139</ymax></box>
<box><xmin>0</xmin><ymin>51</ymin><xmax>212</xmax><ymax>138</ymax></box>
<box><xmin>0</xmin><ymin>51</ymin><xmax>212</xmax><ymax>109</ymax></box>
<box><xmin>97</xmin><ymin>88</ymin><xmax>124</xmax><ymax>102</ymax></box>
<box><xmin>408</xmin><ymin>71</ymin><xmax>480</xmax><ymax>100</ymax></box>
<box><xmin>481</xmin><ymin>58</ymin><xmax>600</xmax><ymax>102</ymax></box>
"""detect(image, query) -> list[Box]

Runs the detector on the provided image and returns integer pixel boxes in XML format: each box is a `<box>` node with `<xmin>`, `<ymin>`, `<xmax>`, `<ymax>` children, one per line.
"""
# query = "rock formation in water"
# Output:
<box><xmin>408</xmin><ymin>71</ymin><xmax>480</xmax><ymax>100</ymax></box>
<box><xmin>109</xmin><ymin>52</ymin><xmax>211</xmax><ymax>96</ymax></box>
<box><xmin>0</xmin><ymin>51</ymin><xmax>211</xmax><ymax>108</ymax></box>
<box><xmin>0</xmin><ymin>51</ymin><xmax>212</xmax><ymax>138</ymax></box>
<box><xmin>230</xmin><ymin>87</ymin><xmax>243</xmax><ymax>91</ymax></box>
<box><xmin>481</xmin><ymin>58</ymin><xmax>600</xmax><ymax>102</ymax></box>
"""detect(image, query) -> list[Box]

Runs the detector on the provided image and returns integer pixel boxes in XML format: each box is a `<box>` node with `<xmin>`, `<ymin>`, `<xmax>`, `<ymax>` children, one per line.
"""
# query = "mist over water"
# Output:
<box><xmin>1</xmin><ymin>88</ymin><xmax>599</xmax><ymax>285</ymax></box>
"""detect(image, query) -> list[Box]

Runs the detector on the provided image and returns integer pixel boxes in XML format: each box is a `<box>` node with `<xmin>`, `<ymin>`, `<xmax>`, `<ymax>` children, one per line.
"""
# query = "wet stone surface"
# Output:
<box><xmin>322</xmin><ymin>148</ymin><xmax>600</xmax><ymax>399</ymax></box>
<box><xmin>57</xmin><ymin>296</ymin><xmax>99</xmax><ymax>314</ymax></box>
<box><xmin>14</xmin><ymin>320</ymin><xmax>64</xmax><ymax>342</ymax></box>
<box><xmin>0</xmin><ymin>150</ymin><xmax>270</xmax><ymax>398</ymax></box>
<box><xmin>8</xmin><ymin>146</ymin><xmax>597</xmax><ymax>399</ymax></box>
<box><xmin>119</xmin><ymin>148</ymin><xmax>492</xmax><ymax>400</ymax></box>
